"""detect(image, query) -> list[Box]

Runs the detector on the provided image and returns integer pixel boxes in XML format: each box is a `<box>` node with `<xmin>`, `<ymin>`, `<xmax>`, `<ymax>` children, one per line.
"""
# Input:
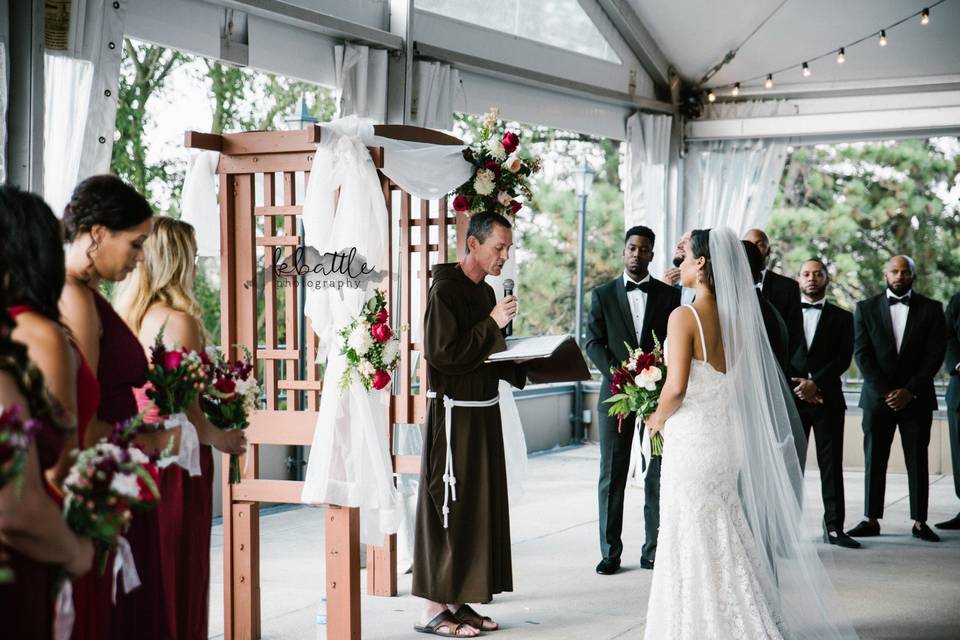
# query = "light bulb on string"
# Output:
<box><xmin>731</xmin><ymin>83</ymin><xmax>740</xmax><ymax>97</ymax></box>
<box><xmin>765</xmin><ymin>74</ymin><xmax>773</xmax><ymax>89</ymax></box>
<box><xmin>921</xmin><ymin>8</ymin><xmax>929</xmax><ymax>25</ymax></box>
<box><xmin>836</xmin><ymin>48</ymin><xmax>845</xmax><ymax>64</ymax></box>
<box><xmin>707</xmin><ymin>89</ymin><xmax>716</xmax><ymax>103</ymax></box>
<box><xmin>879</xmin><ymin>30</ymin><xmax>887</xmax><ymax>46</ymax></box>
<box><xmin>802</xmin><ymin>62</ymin><xmax>811</xmax><ymax>77</ymax></box>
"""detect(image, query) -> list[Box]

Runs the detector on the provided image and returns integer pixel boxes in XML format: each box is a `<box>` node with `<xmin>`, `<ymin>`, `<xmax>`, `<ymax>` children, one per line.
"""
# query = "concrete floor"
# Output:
<box><xmin>209</xmin><ymin>444</ymin><xmax>960</xmax><ymax>639</ymax></box>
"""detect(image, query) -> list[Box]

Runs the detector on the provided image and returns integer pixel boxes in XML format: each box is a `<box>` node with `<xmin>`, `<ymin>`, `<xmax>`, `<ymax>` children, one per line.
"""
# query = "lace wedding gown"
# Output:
<box><xmin>644</xmin><ymin>305</ymin><xmax>785</xmax><ymax>640</ymax></box>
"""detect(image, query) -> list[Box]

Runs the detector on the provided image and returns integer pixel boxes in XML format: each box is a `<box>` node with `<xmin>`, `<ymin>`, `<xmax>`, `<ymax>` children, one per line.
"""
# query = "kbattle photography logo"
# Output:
<box><xmin>243</xmin><ymin>246</ymin><xmax>385</xmax><ymax>292</ymax></box>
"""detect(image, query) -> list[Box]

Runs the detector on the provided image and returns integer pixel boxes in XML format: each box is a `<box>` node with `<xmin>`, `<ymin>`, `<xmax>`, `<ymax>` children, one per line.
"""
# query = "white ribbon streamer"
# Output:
<box><xmin>111</xmin><ymin>536</ymin><xmax>141</xmax><ymax>604</ymax></box>
<box><xmin>157</xmin><ymin>413</ymin><xmax>201</xmax><ymax>477</ymax></box>
<box><xmin>53</xmin><ymin>580</ymin><xmax>74</xmax><ymax>640</ymax></box>
<box><xmin>426</xmin><ymin>391</ymin><xmax>500</xmax><ymax>529</ymax></box>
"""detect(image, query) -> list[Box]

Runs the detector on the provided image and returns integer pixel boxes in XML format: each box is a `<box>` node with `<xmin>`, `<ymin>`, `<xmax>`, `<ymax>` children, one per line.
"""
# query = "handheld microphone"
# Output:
<box><xmin>503</xmin><ymin>279</ymin><xmax>515</xmax><ymax>337</ymax></box>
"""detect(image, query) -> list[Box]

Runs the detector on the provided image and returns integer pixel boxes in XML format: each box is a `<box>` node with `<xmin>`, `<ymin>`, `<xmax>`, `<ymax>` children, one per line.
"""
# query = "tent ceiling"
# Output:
<box><xmin>627</xmin><ymin>0</ymin><xmax>960</xmax><ymax>94</ymax></box>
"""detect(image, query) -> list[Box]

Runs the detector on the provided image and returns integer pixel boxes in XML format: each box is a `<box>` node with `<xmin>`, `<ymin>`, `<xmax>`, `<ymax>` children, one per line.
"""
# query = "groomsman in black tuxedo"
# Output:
<box><xmin>789</xmin><ymin>259</ymin><xmax>859</xmax><ymax>548</ymax></box>
<box><xmin>847</xmin><ymin>256</ymin><xmax>946</xmax><ymax>542</ymax></box>
<box><xmin>936</xmin><ymin>291</ymin><xmax>960</xmax><ymax>530</ymax></box>
<box><xmin>586</xmin><ymin>226</ymin><xmax>680</xmax><ymax>574</ymax></box>
<box><xmin>743</xmin><ymin>229</ymin><xmax>805</xmax><ymax>362</ymax></box>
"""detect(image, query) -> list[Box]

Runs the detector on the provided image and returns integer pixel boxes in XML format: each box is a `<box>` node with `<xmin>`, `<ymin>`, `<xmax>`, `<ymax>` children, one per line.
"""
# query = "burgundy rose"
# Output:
<box><xmin>164</xmin><ymin>349</ymin><xmax>184</xmax><ymax>371</ymax></box>
<box><xmin>371</xmin><ymin>322</ymin><xmax>393</xmax><ymax>343</ymax></box>
<box><xmin>372</xmin><ymin>370</ymin><xmax>391</xmax><ymax>390</ymax></box>
<box><xmin>509</xmin><ymin>200</ymin><xmax>522</xmax><ymax>214</ymax></box>
<box><xmin>214</xmin><ymin>377</ymin><xmax>237</xmax><ymax>396</ymax></box>
<box><xmin>483</xmin><ymin>160</ymin><xmax>501</xmax><ymax>177</ymax></box>
<box><xmin>502</xmin><ymin>131</ymin><xmax>519</xmax><ymax>154</ymax></box>
<box><xmin>376</xmin><ymin>309</ymin><xmax>389</xmax><ymax>324</ymax></box>
<box><xmin>452</xmin><ymin>194</ymin><xmax>470</xmax><ymax>212</ymax></box>
<box><xmin>199</xmin><ymin>350</ymin><xmax>211</xmax><ymax>365</ymax></box>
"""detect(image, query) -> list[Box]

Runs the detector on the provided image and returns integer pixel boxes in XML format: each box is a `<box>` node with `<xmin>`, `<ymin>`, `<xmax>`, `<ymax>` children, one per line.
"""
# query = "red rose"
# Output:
<box><xmin>372</xmin><ymin>370</ymin><xmax>391</xmax><ymax>390</ymax></box>
<box><xmin>452</xmin><ymin>194</ymin><xmax>470</xmax><ymax>212</ymax></box>
<box><xmin>376</xmin><ymin>309</ymin><xmax>389</xmax><ymax>324</ymax></box>
<box><xmin>137</xmin><ymin>464</ymin><xmax>161</xmax><ymax>503</ymax></box>
<box><xmin>502</xmin><ymin>131</ymin><xmax>519</xmax><ymax>154</ymax></box>
<box><xmin>164</xmin><ymin>349</ymin><xmax>184</xmax><ymax>370</ymax></box>
<box><xmin>509</xmin><ymin>200</ymin><xmax>522</xmax><ymax>214</ymax></box>
<box><xmin>214</xmin><ymin>377</ymin><xmax>237</xmax><ymax>396</ymax></box>
<box><xmin>371</xmin><ymin>322</ymin><xmax>393</xmax><ymax>343</ymax></box>
<box><xmin>483</xmin><ymin>160</ymin><xmax>501</xmax><ymax>177</ymax></box>
<box><xmin>199</xmin><ymin>350</ymin><xmax>211</xmax><ymax>365</ymax></box>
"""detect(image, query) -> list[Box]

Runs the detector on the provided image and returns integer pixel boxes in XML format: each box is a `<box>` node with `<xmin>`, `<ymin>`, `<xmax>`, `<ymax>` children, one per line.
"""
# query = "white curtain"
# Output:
<box><xmin>412</xmin><ymin>61</ymin><xmax>460</xmax><ymax>131</ymax></box>
<box><xmin>43</xmin><ymin>54</ymin><xmax>93</xmax><ymax>215</ymax></box>
<box><xmin>0</xmin><ymin>41</ymin><xmax>7</xmax><ymax>184</ymax></box>
<box><xmin>682</xmin><ymin>101</ymin><xmax>792</xmax><ymax>234</ymax></box>
<box><xmin>334</xmin><ymin>43</ymin><xmax>388</xmax><ymax>123</ymax></box>
<box><xmin>180</xmin><ymin>151</ymin><xmax>220</xmax><ymax>257</ymax></box>
<box><xmin>623</xmin><ymin>112</ymin><xmax>673</xmax><ymax>277</ymax></box>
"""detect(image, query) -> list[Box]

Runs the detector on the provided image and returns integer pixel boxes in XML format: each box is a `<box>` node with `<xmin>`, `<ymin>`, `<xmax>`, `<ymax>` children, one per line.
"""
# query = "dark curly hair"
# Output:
<box><xmin>0</xmin><ymin>185</ymin><xmax>66</xmax><ymax>322</ymax></box>
<box><xmin>63</xmin><ymin>174</ymin><xmax>153</xmax><ymax>242</ymax></box>
<box><xmin>690</xmin><ymin>229</ymin><xmax>715</xmax><ymax>292</ymax></box>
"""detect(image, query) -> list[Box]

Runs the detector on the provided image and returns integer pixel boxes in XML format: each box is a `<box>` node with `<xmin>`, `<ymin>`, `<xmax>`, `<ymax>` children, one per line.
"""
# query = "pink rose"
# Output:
<box><xmin>502</xmin><ymin>131</ymin><xmax>519</xmax><ymax>154</ymax></box>
<box><xmin>376</xmin><ymin>309</ymin><xmax>389</xmax><ymax>324</ymax></box>
<box><xmin>372</xmin><ymin>370</ymin><xmax>391</xmax><ymax>390</ymax></box>
<box><xmin>371</xmin><ymin>322</ymin><xmax>393</xmax><ymax>343</ymax></box>
<box><xmin>164</xmin><ymin>350</ymin><xmax>184</xmax><ymax>370</ymax></box>
<box><xmin>510</xmin><ymin>200</ymin><xmax>522</xmax><ymax>214</ymax></box>
<box><xmin>452</xmin><ymin>194</ymin><xmax>470</xmax><ymax>212</ymax></box>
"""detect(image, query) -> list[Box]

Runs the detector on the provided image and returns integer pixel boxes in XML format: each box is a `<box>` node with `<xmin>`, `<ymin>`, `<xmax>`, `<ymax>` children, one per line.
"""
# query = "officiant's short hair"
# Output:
<box><xmin>465</xmin><ymin>211</ymin><xmax>512</xmax><ymax>252</ymax></box>
<box><xmin>624</xmin><ymin>225</ymin><xmax>655</xmax><ymax>247</ymax></box>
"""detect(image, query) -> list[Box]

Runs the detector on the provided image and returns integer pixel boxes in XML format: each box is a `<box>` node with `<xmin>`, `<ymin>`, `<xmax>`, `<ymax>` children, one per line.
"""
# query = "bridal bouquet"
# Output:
<box><xmin>0</xmin><ymin>404</ymin><xmax>40</xmax><ymax>583</ymax></box>
<box><xmin>200</xmin><ymin>346</ymin><xmax>259</xmax><ymax>484</ymax></box>
<box><xmin>145</xmin><ymin>330</ymin><xmax>207</xmax><ymax>416</ymax></box>
<box><xmin>604</xmin><ymin>333</ymin><xmax>666</xmax><ymax>456</ymax></box>
<box><xmin>337</xmin><ymin>289</ymin><xmax>402</xmax><ymax>392</ymax></box>
<box><xmin>451</xmin><ymin>107</ymin><xmax>541</xmax><ymax>218</ymax></box>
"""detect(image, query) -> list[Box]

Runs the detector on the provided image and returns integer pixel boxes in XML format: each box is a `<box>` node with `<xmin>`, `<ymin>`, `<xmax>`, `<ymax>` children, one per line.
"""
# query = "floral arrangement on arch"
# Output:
<box><xmin>338</xmin><ymin>290</ymin><xmax>402</xmax><ymax>392</ymax></box>
<box><xmin>451</xmin><ymin>107</ymin><xmax>541</xmax><ymax>218</ymax></box>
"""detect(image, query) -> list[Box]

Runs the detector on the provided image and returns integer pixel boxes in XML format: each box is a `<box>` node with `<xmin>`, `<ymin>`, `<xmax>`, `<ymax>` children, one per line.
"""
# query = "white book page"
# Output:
<box><xmin>485</xmin><ymin>335</ymin><xmax>571</xmax><ymax>362</ymax></box>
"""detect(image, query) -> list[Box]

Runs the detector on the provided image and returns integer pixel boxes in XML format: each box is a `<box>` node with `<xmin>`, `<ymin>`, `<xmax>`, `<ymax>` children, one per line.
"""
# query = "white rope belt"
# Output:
<box><xmin>427</xmin><ymin>390</ymin><xmax>500</xmax><ymax>528</ymax></box>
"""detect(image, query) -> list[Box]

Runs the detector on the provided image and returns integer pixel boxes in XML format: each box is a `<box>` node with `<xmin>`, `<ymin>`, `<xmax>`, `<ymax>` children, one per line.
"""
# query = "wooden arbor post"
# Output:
<box><xmin>185</xmin><ymin>124</ymin><xmax>466</xmax><ymax>639</ymax></box>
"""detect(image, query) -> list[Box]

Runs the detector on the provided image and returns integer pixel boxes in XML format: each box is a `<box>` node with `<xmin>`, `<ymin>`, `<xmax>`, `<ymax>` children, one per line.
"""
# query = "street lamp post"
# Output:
<box><xmin>571</xmin><ymin>160</ymin><xmax>595</xmax><ymax>443</ymax></box>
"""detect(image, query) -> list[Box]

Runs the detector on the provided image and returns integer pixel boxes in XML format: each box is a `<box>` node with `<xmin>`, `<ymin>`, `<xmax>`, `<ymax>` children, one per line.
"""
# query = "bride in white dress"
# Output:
<box><xmin>642</xmin><ymin>228</ymin><xmax>857</xmax><ymax>640</ymax></box>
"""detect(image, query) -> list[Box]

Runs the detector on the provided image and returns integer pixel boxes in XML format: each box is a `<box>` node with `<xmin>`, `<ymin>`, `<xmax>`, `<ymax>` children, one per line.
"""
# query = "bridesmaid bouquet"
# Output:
<box><xmin>200</xmin><ymin>346</ymin><xmax>259</xmax><ymax>484</ymax></box>
<box><xmin>0</xmin><ymin>404</ymin><xmax>40</xmax><ymax>583</ymax></box>
<box><xmin>604</xmin><ymin>333</ymin><xmax>667</xmax><ymax>456</ymax></box>
<box><xmin>337</xmin><ymin>289</ymin><xmax>402</xmax><ymax>392</ymax></box>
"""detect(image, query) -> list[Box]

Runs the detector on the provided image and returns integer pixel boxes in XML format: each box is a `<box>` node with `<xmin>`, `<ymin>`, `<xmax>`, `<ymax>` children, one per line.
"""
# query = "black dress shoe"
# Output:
<box><xmin>913</xmin><ymin>523</ymin><xmax>941</xmax><ymax>542</ymax></box>
<box><xmin>846</xmin><ymin>520</ymin><xmax>880</xmax><ymax>537</ymax></box>
<box><xmin>823</xmin><ymin>528</ymin><xmax>862</xmax><ymax>549</ymax></box>
<box><xmin>934</xmin><ymin>513</ymin><xmax>960</xmax><ymax>530</ymax></box>
<box><xmin>640</xmin><ymin>558</ymin><xmax>655</xmax><ymax>570</ymax></box>
<box><xmin>595</xmin><ymin>558</ymin><xmax>621</xmax><ymax>575</ymax></box>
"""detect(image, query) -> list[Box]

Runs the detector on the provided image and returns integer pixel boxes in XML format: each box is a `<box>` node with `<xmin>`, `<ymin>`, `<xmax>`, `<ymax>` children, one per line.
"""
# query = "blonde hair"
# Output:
<box><xmin>114</xmin><ymin>217</ymin><xmax>205</xmax><ymax>337</ymax></box>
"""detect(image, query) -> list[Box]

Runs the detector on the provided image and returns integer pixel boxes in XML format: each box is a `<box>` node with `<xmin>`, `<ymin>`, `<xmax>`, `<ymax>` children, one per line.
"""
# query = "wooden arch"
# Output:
<box><xmin>185</xmin><ymin>124</ymin><xmax>469</xmax><ymax>639</ymax></box>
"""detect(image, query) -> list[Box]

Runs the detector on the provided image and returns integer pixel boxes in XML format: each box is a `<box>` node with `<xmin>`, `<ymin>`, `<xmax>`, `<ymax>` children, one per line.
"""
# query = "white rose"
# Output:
<box><xmin>474</xmin><ymin>176</ymin><xmax>495</xmax><ymax>196</ymax></box>
<box><xmin>626</xmin><ymin>360</ymin><xmax>636</xmax><ymax>372</ymax></box>
<box><xmin>359</xmin><ymin>360</ymin><xmax>376</xmax><ymax>377</ymax></box>
<box><xmin>128</xmin><ymin>448</ymin><xmax>150</xmax><ymax>465</ymax></box>
<box><xmin>497</xmin><ymin>191</ymin><xmax>512</xmax><ymax>206</ymax></box>
<box><xmin>348</xmin><ymin>323</ymin><xmax>373</xmax><ymax>355</ymax></box>
<box><xmin>504</xmin><ymin>155</ymin><xmax>522</xmax><ymax>173</ymax></box>
<box><xmin>485</xmin><ymin>139</ymin><xmax>506</xmax><ymax>161</ymax></box>
<box><xmin>382</xmin><ymin>338</ymin><xmax>400</xmax><ymax>365</ymax></box>
<box><xmin>110</xmin><ymin>472</ymin><xmax>141</xmax><ymax>499</ymax></box>
<box><xmin>636</xmin><ymin>366</ymin><xmax>662</xmax><ymax>391</ymax></box>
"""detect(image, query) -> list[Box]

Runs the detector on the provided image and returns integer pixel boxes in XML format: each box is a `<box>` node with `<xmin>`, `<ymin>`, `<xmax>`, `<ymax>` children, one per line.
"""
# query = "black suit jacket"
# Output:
<box><xmin>945</xmin><ymin>293</ymin><xmax>960</xmax><ymax>412</ymax></box>
<box><xmin>762</xmin><ymin>270</ymin><xmax>804</xmax><ymax>362</ymax></box>
<box><xmin>586</xmin><ymin>276</ymin><xmax>681</xmax><ymax>406</ymax></box>
<box><xmin>854</xmin><ymin>291</ymin><xmax>946</xmax><ymax>412</ymax></box>
<box><xmin>790</xmin><ymin>301</ymin><xmax>854</xmax><ymax>410</ymax></box>
<box><xmin>758</xmin><ymin>290</ymin><xmax>789</xmax><ymax>375</ymax></box>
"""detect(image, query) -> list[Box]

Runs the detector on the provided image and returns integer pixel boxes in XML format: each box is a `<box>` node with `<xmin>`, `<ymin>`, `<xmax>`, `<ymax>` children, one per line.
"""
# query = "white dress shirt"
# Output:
<box><xmin>887</xmin><ymin>288</ymin><xmax>911</xmax><ymax>353</ymax></box>
<box><xmin>624</xmin><ymin>272</ymin><xmax>651</xmax><ymax>341</ymax></box>
<box><xmin>801</xmin><ymin>295</ymin><xmax>825</xmax><ymax>350</ymax></box>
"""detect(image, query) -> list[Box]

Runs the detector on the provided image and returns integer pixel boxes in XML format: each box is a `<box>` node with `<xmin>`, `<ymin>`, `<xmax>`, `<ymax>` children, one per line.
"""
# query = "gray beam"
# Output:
<box><xmin>414</xmin><ymin>42</ymin><xmax>673</xmax><ymax>115</ymax></box>
<box><xmin>6</xmin><ymin>0</ymin><xmax>44</xmax><ymax>191</ymax></box>
<box><xmin>386</xmin><ymin>0</ymin><xmax>413</xmax><ymax>124</ymax></box>
<box><xmin>592</xmin><ymin>0</ymin><xmax>671</xmax><ymax>94</ymax></box>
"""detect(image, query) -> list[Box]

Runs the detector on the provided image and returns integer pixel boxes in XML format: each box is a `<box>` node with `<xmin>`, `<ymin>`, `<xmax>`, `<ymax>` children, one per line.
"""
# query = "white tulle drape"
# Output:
<box><xmin>624</xmin><ymin>112</ymin><xmax>673</xmax><ymax>276</ymax></box>
<box><xmin>180</xmin><ymin>151</ymin><xmax>221</xmax><ymax>257</ymax></box>
<box><xmin>43</xmin><ymin>54</ymin><xmax>93</xmax><ymax>215</ymax></box>
<box><xmin>412</xmin><ymin>61</ymin><xmax>460</xmax><ymax>131</ymax></box>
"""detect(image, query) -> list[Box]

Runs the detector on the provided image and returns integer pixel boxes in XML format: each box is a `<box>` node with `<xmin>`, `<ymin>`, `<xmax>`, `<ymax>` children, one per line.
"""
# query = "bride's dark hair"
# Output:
<box><xmin>690</xmin><ymin>229</ymin><xmax>715</xmax><ymax>292</ymax></box>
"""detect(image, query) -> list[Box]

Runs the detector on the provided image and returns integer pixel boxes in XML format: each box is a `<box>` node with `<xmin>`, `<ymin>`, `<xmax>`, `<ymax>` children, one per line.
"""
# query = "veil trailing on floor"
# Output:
<box><xmin>708</xmin><ymin>226</ymin><xmax>858</xmax><ymax>640</ymax></box>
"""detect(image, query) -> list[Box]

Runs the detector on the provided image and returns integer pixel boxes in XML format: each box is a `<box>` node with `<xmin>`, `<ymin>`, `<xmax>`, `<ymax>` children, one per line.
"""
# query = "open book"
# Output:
<box><xmin>486</xmin><ymin>335</ymin><xmax>592</xmax><ymax>384</ymax></box>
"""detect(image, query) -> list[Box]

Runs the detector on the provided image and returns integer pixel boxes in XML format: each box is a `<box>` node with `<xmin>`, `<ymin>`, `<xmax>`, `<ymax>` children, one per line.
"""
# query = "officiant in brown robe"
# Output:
<box><xmin>412</xmin><ymin>211</ymin><xmax>527</xmax><ymax>637</ymax></box>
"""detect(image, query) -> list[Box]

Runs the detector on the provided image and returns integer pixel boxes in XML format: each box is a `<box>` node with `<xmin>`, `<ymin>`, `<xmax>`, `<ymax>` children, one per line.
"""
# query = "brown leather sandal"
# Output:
<box><xmin>414</xmin><ymin>609</ymin><xmax>479</xmax><ymax>637</ymax></box>
<box><xmin>453</xmin><ymin>604</ymin><xmax>499</xmax><ymax>631</ymax></box>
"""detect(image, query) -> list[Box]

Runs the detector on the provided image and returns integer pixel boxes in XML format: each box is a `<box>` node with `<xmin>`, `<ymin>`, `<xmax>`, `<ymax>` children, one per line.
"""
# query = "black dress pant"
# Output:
<box><xmin>862</xmin><ymin>403</ymin><xmax>933</xmax><ymax>521</ymax></box>
<box><xmin>798</xmin><ymin>403</ymin><xmax>846</xmax><ymax>530</ymax></box>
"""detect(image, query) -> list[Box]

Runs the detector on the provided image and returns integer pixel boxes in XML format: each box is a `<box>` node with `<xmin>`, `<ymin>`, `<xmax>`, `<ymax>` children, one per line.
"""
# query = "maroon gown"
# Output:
<box><xmin>90</xmin><ymin>292</ymin><xmax>169</xmax><ymax>640</ymax></box>
<box><xmin>134</xmin><ymin>384</ymin><xmax>215</xmax><ymax>640</ymax></box>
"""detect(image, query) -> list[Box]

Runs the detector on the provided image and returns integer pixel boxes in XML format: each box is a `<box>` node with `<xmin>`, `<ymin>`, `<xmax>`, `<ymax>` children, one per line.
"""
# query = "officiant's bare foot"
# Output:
<box><xmin>451</xmin><ymin>604</ymin><xmax>499</xmax><ymax>631</ymax></box>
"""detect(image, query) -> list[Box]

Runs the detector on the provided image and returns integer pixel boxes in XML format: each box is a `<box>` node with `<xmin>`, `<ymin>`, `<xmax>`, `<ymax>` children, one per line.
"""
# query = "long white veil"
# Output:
<box><xmin>708</xmin><ymin>227</ymin><xmax>858</xmax><ymax>640</ymax></box>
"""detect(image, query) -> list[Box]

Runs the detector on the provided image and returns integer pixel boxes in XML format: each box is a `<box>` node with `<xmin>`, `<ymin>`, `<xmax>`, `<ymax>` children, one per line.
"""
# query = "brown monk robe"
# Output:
<box><xmin>412</xmin><ymin>261</ymin><xmax>527</xmax><ymax>606</ymax></box>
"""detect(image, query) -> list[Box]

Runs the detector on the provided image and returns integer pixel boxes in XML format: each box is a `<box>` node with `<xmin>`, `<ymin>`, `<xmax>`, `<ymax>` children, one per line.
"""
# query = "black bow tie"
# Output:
<box><xmin>888</xmin><ymin>296</ymin><xmax>910</xmax><ymax>306</ymax></box>
<box><xmin>801</xmin><ymin>302</ymin><xmax>823</xmax><ymax>310</ymax></box>
<box><xmin>626</xmin><ymin>280</ymin><xmax>651</xmax><ymax>293</ymax></box>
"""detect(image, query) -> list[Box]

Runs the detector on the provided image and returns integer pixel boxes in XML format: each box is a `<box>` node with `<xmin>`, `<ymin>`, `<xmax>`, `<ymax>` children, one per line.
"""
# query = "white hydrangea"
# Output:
<box><xmin>485</xmin><ymin>139</ymin><xmax>506</xmax><ymax>161</ymax></box>
<box><xmin>127</xmin><ymin>447</ymin><xmax>150</xmax><ymax>465</ymax></box>
<box><xmin>235</xmin><ymin>377</ymin><xmax>261</xmax><ymax>409</ymax></box>
<box><xmin>110</xmin><ymin>472</ymin><xmax>141</xmax><ymax>499</ymax></box>
<box><xmin>382</xmin><ymin>338</ymin><xmax>400</xmax><ymax>366</ymax></box>
<box><xmin>359</xmin><ymin>360</ymin><xmax>376</xmax><ymax>377</ymax></box>
<box><xmin>348</xmin><ymin>323</ymin><xmax>373</xmax><ymax>355</ymax></box>
<box><xmin>474</xmin><ymin>177</ymin><xmax>495</xmax><ymax>196</ymax></box>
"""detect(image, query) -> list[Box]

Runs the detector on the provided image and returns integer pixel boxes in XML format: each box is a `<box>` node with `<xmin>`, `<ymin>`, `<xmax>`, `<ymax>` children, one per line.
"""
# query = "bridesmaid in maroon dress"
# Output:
<box><xmin>115</xmin><ymin>217</ymin><xmax>246</xmax><ymax>639</ymax></box>
<box><xmin>60</xmin><ymin>175</ymin><xmax>176</xmax><ymax>640</ymax></box>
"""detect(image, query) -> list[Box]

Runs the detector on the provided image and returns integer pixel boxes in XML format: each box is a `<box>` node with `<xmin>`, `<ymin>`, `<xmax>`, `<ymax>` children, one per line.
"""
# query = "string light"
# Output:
<box><xmin>731</xmin><ymin>82</ymin><xmax>740</xmax><ymax>97</ymax></box>
<box><xmin>707</xmin><ymin>89</ymin><xmax>716</xmax><ymax>102</ymax></box>
<box><xmin>802</xmin><ymin>62</ymin><xmax>811</xmax><ymax>77</ymax></box>
<box><xmin>836</xmin><ymin>47</ymin><xmax>845</xmax><ymax>64</ymax></box>
<box><xmin>765</xmin><ymin>74</ymin><xmax>773</xmax><ymax>89</ymax></box>
<box><xmin>879</xmin><ymin>30</ymin><xmax>887</xmax><ymax>46</ymax></box>
<box><xmin>921</xmin><ymin>8</ymin><xmax>929</xmax><ymax>25</ymax></box>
